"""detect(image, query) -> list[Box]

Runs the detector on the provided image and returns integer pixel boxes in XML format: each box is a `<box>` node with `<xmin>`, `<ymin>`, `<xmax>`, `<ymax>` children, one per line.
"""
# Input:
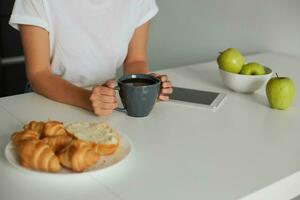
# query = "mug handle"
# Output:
<box><xmin>114</xmin><ymin>86</ymin><xmax>127</xmax><ymax>113</ymax></box>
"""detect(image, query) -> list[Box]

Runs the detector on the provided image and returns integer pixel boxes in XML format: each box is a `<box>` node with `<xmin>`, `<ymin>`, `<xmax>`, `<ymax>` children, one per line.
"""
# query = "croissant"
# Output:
<box><xmin>23</xmin><ymin>121</ymin><xmax>45</xmax><ymax>136</ymax></box>
<box><xmin>17</xmin><ymin>139</ymin><xmax>61</xmax><ymax>172</ymax></box>
<box><xmin>43</xmin><ymin>121</ymin><xmax>67</xmax><ymax>138</ymax></box>
<box><xmin>42</xmin><ymin>135</ymin><xmax>73</xmax><ymax>152</ymax></box>
<box><xmin>58</xmin><ymin>140</ymin><xmax>100</xmax><ymax>172</ymax></box>
<box><xmin>91</xmin><ymin>138</ymin><xmax>120</xmax><ymax>156</ymax></box>
<box><xmin>65</xmin><ymin>122</ymin><xmax>120</xmax><ymax>156</ymax></box>
<box><xmin>11</xmin><ymin>130</ymin><xmax>39</xmax><ymax>146</ymax></box>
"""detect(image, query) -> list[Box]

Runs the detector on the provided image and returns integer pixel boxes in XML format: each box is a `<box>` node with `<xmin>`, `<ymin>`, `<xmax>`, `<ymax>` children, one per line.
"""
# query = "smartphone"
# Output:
<box><xmin>169</xmin><ymin>87</ymin><xmax>226</xmax><ymax>110</ymax></box>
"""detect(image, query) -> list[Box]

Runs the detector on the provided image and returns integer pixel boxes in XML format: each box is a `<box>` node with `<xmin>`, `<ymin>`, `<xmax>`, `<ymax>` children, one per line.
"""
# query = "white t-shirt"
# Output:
<box><xmin>9</xmin><ymin>0</ymin><xmax>158</xmax><ymax>87</ymax></box>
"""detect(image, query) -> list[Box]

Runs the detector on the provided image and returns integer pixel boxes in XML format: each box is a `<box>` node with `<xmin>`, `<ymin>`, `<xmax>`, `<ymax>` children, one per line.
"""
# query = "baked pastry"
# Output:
<box><xmin>58</xmin><ymin>140</ymin><xmax>100</xmax><ymax>172</ymax></box>
<box><xmin>65</xmin><ymin>122</ymin><xmax>120</xmax><ymax>155</ymax></box>
<box><xmin>43</xmin><ymin>121</ymin><xmax>67</xmax><ymax>138</ymax></box>
<box><xmin>23</xmin><ymin>121</ymin><xmax>45</xmax><ymax>136</ymax></box>
<box><xmin>41</xmin><ymin>135</ymin><xmax>73</xmax><ymax>152</ymax></box>
<box><xmin>11</xmin><ymin>130</ymin><xmax>39</xmax><ymax>146</ymax></box>
<box><xmin>91</xmin><ymin>139</ymin><xmax>119</xmax><ymax>155</ymax></box>
<box><xmin>17</xmin><ymin>139</ymin><xmax>61</xmax><ymax>172</ymax></box>
<box><xmin>10</xmin><ymin>120</ymin><xmax>119</xmax><ymax>173</ymax></box>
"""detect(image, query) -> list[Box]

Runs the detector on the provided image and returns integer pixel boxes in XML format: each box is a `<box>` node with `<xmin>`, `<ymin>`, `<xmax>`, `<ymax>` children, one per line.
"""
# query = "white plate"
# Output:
<box><xmin>4</xmin><ymin>134</ymin><xmax>132</xmax><ymax>175</ymax></box>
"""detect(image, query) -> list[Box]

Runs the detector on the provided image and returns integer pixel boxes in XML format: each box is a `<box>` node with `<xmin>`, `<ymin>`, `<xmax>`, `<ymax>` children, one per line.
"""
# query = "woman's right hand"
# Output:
<box><xmin>89</xmin><ymin>80</ymin><xmax>117</xmax><ymax>116</ymax></box>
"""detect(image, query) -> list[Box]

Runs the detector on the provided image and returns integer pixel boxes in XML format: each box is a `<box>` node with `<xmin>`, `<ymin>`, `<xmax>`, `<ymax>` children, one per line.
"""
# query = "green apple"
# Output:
<box><xmin>266</xmin><ymin>74</ymin><xmax>296</xmax><ymax>110</ymax></box>
<box><xmin>217</xmin><ymin>48</ymin><xmax>245</xmax><ymax>74</ymax></box>
<box><xmin>240</xmin><ymin>62</ymin><xmax>266</xmax><ymax>75</ymax></box>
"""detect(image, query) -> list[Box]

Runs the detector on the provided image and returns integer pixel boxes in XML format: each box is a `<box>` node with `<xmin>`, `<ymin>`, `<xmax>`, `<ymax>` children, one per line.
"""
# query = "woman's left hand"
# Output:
<box><xmin>152</xmin><ymin>73</ymin><xmax>173</xmax><ymax>101</ymax></box>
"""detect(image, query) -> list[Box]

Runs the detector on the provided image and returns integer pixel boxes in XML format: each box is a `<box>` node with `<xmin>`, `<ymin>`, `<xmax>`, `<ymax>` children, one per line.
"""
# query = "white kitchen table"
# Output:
<box><xmin>0</xmin><ymin>52</ymin><xmax>299</xmax><ymax>200</ymax></box>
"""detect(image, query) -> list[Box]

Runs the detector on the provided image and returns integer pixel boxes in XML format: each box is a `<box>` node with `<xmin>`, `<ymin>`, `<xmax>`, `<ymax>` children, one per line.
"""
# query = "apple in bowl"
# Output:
<box><xmin>217</xmin><ymin>48</ymin><xmax>245</xmax><ymax>74</ymax></box>
<box><xmin>240</xmin><ymin>63</ymin><xmax>266</xmax><ymax>75</ymax></box>
<box><xmin>219</xmin><ymin>66</ymin><xmax>273</xmax><ymax>93</ymax></box>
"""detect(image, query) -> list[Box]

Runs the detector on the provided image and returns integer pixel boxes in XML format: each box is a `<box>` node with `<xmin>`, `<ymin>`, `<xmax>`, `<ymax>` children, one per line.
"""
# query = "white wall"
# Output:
<box><xmin>148</xmin><ymin>0</ymin><xmax>300</xmax><ymax>70</ymax></box>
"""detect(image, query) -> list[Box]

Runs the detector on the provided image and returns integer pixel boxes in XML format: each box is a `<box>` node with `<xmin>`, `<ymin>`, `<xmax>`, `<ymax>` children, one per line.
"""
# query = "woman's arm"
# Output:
<box><xmin>21</xmin><ymin>25</ymin><xmax>92</xmax><ymax>110</ymax></box>
<box><xmin>123</xmin><ymin>22</ymin><xmax>150</xmax><ymax>74</ymax></box>
<box><xmin>123</xmin><ymin>22</ymin><xmax>173</xmax><ymax>100</ymax></box>
<box><xmin>20</xmin><ymin>25</ymin><xmax>116</xmax><ymax>115</ymax></box>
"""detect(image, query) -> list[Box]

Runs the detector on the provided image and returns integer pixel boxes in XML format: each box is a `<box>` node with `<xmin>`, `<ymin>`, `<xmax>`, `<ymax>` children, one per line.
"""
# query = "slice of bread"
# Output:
<box><xmin>65</xmin><ymin>122</ymin><xmax>119</xmax><ymax>155</ymax></box>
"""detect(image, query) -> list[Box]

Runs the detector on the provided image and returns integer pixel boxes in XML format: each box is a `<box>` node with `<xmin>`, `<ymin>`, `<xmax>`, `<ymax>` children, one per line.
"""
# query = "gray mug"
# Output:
<box><xmin>115</xmin><ymin>74</ymin><xmax>161</xmax><ymax>117</ymax></box>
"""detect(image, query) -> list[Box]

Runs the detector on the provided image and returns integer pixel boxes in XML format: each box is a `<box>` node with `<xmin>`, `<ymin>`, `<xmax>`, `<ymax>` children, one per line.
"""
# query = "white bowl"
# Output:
<box><xmin>219</xmin><ymin>67</ymin><xmax>273</xmax><ymax>93</ymax></box>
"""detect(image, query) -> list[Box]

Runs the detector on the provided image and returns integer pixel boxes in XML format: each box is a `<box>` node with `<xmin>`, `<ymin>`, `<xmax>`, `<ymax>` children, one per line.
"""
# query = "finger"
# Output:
<box><xmin>162</xmin><ymin>81</ymin><xmax>172</xmax><ymax>88</ymax></box>
<box><xmin>90</xmin><ymin>87</ymin><xmax>115</xmax><ymax>101</ymax></box>
<box><xmin>104</xmin><ymin>80</ymin><xmax>115</xmax><ymax>89</ymax></box>
<box><xmin>161</xmin><ymin>88</ymin><xmax>173</xmax><ymax>94</ymax></box>
<box><xmin>90</xmin><ymin>91</ymin><xmax>102</xmax><ymax>101</ymax></box>
<box><xmin>100</xmin><ymin>102</ymin><xmax>117</xmax><ymax>110</ymax></box>
<box><xmin>94</xmin><ymin>108</ymin><xmax>113</xmax><ymax>116</ymax></box>
<box><xmin>160</xmin><ymin>75</ymin><xmax>169</xmax><ymax>82</ymax></box>
<box><xmin>90</xmin><ymin>93</ymin><xmax>116</xmax><ymax>102</ymax></box>
<box><xmin>99</xmin><ymin>86</ymin><xmax>115</xmax><ymax>96</ymax></box>
<box><xmin>159</xmin><ymin>95</ymin><xmax>169</xmax><ymax>101</ymax></box>
<box><xmin>100</xmin><ymin>95</ymin><xmax>116</xmax><ymax>103</ymax></box>
<box><xmin>92</xmin><ymin>86</ymin><xmax>102</xmax><ymax>95</ymax></box>
<box><xmin>91</xmin><ymin>100</ymin><xmax>117</xmax><ymax>109</ymax></box>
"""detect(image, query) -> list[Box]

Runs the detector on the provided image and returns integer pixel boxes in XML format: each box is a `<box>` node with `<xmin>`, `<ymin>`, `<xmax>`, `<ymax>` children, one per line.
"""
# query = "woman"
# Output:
<box><xmin>9</xmin><ymin>0</ymin><xmax>172</xmax><ymax>116</ymax></box>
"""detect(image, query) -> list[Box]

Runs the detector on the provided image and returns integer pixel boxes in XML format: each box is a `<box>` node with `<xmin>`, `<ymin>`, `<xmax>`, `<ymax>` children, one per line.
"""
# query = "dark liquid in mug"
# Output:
<box><xmin>122</xmin><ymin>78</ymin><xmax>156</xmax><ymax>87</ymax></box>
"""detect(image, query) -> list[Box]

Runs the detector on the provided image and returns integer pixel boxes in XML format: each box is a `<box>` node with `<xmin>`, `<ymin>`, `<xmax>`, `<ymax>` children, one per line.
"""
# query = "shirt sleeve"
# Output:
<box><xmin>9</xmin><ymin>0</ymin><xmax>49</xmax><ymax>32</ymax></box>
<box><xmin>135</xmin><ymin>0</ymin><xmax>159</xmax><ymax>28</ymax></box>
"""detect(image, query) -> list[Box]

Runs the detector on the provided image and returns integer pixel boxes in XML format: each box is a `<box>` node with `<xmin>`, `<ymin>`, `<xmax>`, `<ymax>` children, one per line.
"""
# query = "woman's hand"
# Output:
<box><xmin>152</xmin><ymin>74</ymin><xmax>173</xmax><ymax>101</ymax></box>
<box><xmin>89</xmin><ymin>80</ymin><xmax>117</xmax><ymax>116</ymax></box>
